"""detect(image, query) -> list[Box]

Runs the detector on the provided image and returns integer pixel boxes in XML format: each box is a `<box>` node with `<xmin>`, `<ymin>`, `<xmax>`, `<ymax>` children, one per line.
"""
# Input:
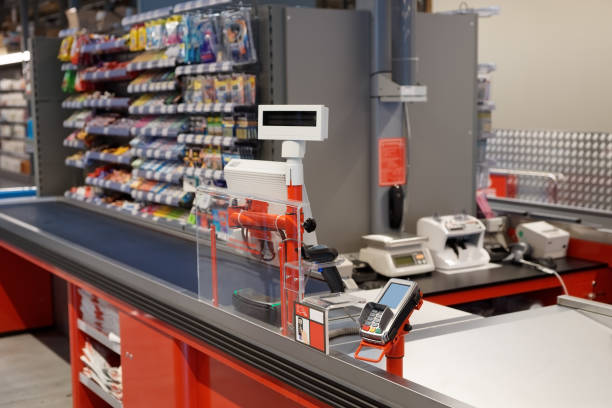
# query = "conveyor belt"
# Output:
<box><xmin>0</xmin><ymin>201</ymin><xmax>200</xmax><ymax>292</ymax></box>
<box><xmin>0</xmin><ymin>201</ymin><xmax>329</xmax><ymax>305</ymax></box>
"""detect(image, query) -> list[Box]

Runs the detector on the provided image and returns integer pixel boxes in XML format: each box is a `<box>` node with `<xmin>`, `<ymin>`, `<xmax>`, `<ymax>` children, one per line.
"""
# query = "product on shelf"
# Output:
<box><xmin>87</xmin><ymin>165</ymin><xmax>132</xmax><ymax>185</ymax></box>
<box><xmin>221</xmin><ymin>8</ymin><xmax>257</xmax><ymax>65</ymax></box>
<box><xmin>0</xmin><ymin>124</ymin><xmax>25</xmax><ymax>138</ymax></box>
<box><xmin>0</xmin><ymin>92</ymin><xmax>27</xmax><ymax>107</ymax></box>
<box><xmin>139</xmin><ymin>203</ymin><xmax>190</xmax><ymax>220</ymax></box>
<box><xmin>0</xmin><ymin>108</ymin><xmax>26</xmax><ymax>123</ymax></box>
<box><xmin>132</xmin><ymin>159</ymin><xmax>185</xmax><ymax>183</ymax></box>
<box><xmin>67</xmin><ymin>185</ymin><xmax>102</xmax><ymax>199</ymax></box>
<box><xmin>81</xmin><ymin>341</ymin><xmax>123</xmax><ymax>401</ymax></box>
<box><xmin>63</xmin><ymin>110</ymin><xmax>94</xmax><ymax>128</ymax></box>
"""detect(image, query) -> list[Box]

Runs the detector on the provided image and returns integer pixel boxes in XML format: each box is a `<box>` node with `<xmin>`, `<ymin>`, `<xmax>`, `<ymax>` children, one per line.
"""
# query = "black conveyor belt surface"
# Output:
<box><xmin>0</xmin><ymin>201</ymin><xmax>328</xmax><ymax>303</ymax></box>
<box><xmin>0</xmin><ymin>201</ymin><xmax>199</xmax><ymax>292</ymax></box>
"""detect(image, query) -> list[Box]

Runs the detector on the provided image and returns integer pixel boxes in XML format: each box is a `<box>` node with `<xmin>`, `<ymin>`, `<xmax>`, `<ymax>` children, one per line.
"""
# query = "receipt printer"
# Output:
<box><xmin>417</xmin><ymin>214</ymin><xmax>490</xmax><ymax>271</ymax></box>
<box><xmin>516</xmin><ymin>221</ymin><xmax>569</xmax><ymax>259</ymax></box>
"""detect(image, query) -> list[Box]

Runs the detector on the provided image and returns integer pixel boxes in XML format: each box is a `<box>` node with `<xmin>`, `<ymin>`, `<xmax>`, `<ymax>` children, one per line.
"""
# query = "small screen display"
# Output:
<box><xmin>263</xmin><ymin>111</ymin><xmax>317</xmax><ymax>127</ymax></box>
<box><xmin>393</xmin><ymin>255</ymin><xmax>415</xmax><ymax>267</ymax></box>
<box><xmin>379</xmin><ymin>283</ymin><xmax>411</xmax><ymax>309</ymax></box>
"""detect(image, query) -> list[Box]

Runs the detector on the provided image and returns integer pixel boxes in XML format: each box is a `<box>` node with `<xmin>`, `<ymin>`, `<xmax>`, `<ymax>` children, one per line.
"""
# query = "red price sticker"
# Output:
<box><xmin>378</xmin><ymin>138</ymin><xmax>406</xmax><ymax>186</ymax></box>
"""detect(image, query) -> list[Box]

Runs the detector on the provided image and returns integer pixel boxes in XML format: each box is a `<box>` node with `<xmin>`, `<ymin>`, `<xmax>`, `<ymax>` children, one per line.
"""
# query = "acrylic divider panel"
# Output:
<box><xmin>195</xmin><ymin>185</ymin><xmax>305</xmax><ymax>337</ymax></box>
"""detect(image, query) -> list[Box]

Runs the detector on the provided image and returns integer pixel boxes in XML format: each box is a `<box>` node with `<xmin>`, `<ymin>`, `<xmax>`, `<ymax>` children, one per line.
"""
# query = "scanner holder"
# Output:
<box><xmin>354</xmin><ymin>293</ymin><xmax>423</xmax><ymax>377</ymax></box>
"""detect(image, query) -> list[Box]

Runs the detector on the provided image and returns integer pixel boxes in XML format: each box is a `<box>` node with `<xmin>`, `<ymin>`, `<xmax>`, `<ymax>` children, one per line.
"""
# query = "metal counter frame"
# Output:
<box><xmin>0</xmin><ymin>197</ymin><xmax>467</xmax><ymax>408</ymax></box>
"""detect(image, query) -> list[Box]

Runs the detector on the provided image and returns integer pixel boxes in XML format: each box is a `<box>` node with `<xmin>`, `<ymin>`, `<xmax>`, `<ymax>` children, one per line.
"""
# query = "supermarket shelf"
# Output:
<box><xmin>77</xmin><ymin>319</ymin><xmax>121</xmax><ymax>354</ymax></box>
<box><xmin>121</xmin><ymin>6</ymin><xmax>172</xmax><ymax>27</ymax></box>
<box><xmin>86</xmin><ymin>125</ymin><xmax>131</xmax><ymax>137</ymax></box>
<box><xmin>0</xmin><ymin>150</ymin><xmax>29</xmax><ymax>160</ymax></box>
<box><xmin>0</xmin><ymin>105</ymin><xmax>27</xmax><ymax>109</ymax></box>
<box><xmin>59</xmin><ymin>27</ymin><xmax>79</xmax><ymax>38</ymax></box>
<box><xmin>85</xmin><ymin>177</ymin><xmax>132</xmax><ymax>194</ymax></box>
<box><xmin>0</xmin><ymin>168</ymin><xmax>33</xmax><ymax>185</ymax></box>
<box><xmin>61</xmin><ymin>62</ymin><xmax>79</xmax><ymax>71</ymax></box>
<box><xmin>63</xmin><ymin>98</ymin><xmax>130</xmax><ymax>110</ymax></box>
<box><xmin>65</xmin><ymin>157</ymin><xmax>86</xmax><ymax>168</ymax></box>
<box><xmin>81</xmin><ymin>68</ymin><xmax>131</xmax><ymax>82</ymax></box>
<box><xmin>0</xmin><ymin>135</ymin><xmax>27</xmax><ymax>140</ymax></box>
<box><xmin>129</xmin><ymin>104</ymin><xmax>177</xmax><ymax>115</ymax></box>
<box><xmin>183</xmin><ymin>167</ymin><xmax>223</xmax><ymax>181</ymax></box>
<box><xmin>0</xmin><ymin>120</ymin><xmax>27</xmax><ymax>125</ymax></box>
<box><xmin>131</xmin><ymin>126</ymin><xmax>182</xmax><ymax>138</ymax></box>
<box><xmin>178</xmin><ymin>134</ymin><xmax>234</xmax><ymax>147</ymax></box>
<box><xmin>177</xmin><ymin>103</ymin><xmax>248</xmax><ymax>114</ymax></box>
<box><xmin>131</xmin><ymin>147</ymin><xmax>183</xmax><ymax>161</ymax></box>
<box><xmin>63</xmin><ymin>138</ymin><xmax>88</xmax><ymax>149</ymax></box>
<box><xmin>63</xmin><ymin>119</ymin><xmax>86</xmax><ymax>129</ymax></box>
<box><xmin>78</xmin><ymin>373</ymin><xmax>122</xmax><ymax>408</ymax></box>
<box><xmin>132</xmin><ymin>190</ymin><xmax>182</xmax><ymax>206</ymax></box>
<box><xmin>175</xmin><ymin>61</ymin><xmax>233</xmax><ymax>76</ymax></box>
<box><xmin>132</xmin><ymin>168</ymin><xmax>184</xmax><ymax>184</ymax></box>
<box><xmin>127</xmin><ymin>58</ymin><xmax>177</xmax><ymax>72</ymax></box>
<box><xmin>81</xmin><ymin>39</ymin><xmax>128</xmax><ymax>54</ymax></box>
<box><xmin>85</xmin><ymin>151</ymin><xmax>132</xmax><ymax>165</ymax></box>
<box><xmin>127</xmin><ymin>81</ymin><xmax>176</xmax><ymax>93</ymax></box>
<box><xmin>173</xmin><ymin>0</ymin><xmax>231</xmax><ymax>13</ymax></box>
<box><xmin>62</xmin><ymin>100</ymin><xmax>83</xmax><ymax>109</ymax></box>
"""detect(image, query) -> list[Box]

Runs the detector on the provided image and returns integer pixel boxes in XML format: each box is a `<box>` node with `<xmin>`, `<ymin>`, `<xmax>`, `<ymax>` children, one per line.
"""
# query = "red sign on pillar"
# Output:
<box><xmin>378</xmin><ymin>138</ymin><xmax>406</xmax><ymax>186</ymax></box>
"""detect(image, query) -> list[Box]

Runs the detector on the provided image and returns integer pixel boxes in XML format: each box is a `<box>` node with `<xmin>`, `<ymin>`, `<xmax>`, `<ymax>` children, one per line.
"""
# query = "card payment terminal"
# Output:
<box><xmin>358</xmin><ymin>278</ymin><xmax>422</xmax><ymax>345</ymax></box>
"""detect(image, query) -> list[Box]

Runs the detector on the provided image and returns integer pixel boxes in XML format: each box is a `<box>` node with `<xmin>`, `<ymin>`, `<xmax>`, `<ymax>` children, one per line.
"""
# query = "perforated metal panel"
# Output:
<box><xmin>486</xmin><ymin>129</ymin><xmax>612</xmax><ymax>212</ymax></box>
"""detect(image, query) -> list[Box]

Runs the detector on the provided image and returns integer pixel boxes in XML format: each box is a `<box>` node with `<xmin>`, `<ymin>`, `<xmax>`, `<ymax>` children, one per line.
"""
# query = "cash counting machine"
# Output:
<box><xmin>417</xmin><ymin>214</ymin><xmax>490</xmax><ymax>271</ymax></box>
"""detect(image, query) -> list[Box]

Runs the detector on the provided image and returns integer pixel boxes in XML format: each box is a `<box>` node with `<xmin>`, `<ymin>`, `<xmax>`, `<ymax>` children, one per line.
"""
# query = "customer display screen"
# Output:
<box><xmin>393</xmin><ymin>255</ymin><xmax>415</xmax><ymax>267</ymax></box>
<box><xmin>263</xmin><ymin>110</ymin><xmax>317</xmax><ymax>127</ymax></box>
<box><xmin>379</xmin><ymin>283</ymin><xmax>411</xmax><ymax>309</ymax></box>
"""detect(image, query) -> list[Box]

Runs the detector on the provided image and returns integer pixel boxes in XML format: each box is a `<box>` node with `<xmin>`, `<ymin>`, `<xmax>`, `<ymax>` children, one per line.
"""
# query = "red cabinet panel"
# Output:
<box><xmin>0</xmin><ymin>247</ymin><xmax>52</xmax><ymax>333</ymax></box>
<box><xmin>120</xmin><ymin>310</ymin><xmax>186</xmax><ymax>408</ymax></box>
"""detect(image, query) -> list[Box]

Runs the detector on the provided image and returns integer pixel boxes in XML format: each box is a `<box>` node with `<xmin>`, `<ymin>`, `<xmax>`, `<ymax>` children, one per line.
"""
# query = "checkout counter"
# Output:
<box><xmin>1</xmin><ymin>197</ymin><xmax>610</xmax><ymax>407</ymax></box>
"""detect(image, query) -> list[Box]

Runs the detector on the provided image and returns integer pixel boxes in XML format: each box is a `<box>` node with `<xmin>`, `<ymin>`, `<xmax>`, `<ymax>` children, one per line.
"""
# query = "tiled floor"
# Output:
<box><xmin>0</xmin><ymin>330</ymin><xmax>72</xmax><ymax>407</ymax></box>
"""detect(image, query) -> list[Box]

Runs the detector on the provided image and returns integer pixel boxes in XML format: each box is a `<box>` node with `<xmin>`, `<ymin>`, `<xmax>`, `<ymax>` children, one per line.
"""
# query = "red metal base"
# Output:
<box><xmin>0</xmin><ymin>246</ymin><xmax>53</xmax><ymax>333</ymax></box>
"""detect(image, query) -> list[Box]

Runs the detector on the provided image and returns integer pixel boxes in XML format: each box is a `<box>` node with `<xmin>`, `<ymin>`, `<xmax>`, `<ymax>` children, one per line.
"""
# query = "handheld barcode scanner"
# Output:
<box><xmin>354</xmin><ymin>278</ymin><xmax>423</xmax><ymax>377</ymax></box>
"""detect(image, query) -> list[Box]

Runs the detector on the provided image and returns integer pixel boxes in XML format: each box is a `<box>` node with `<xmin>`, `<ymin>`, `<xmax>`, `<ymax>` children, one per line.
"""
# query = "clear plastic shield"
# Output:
<box><xmin>195</xmin><ymin>185</ymin><xmax>305</xmax><ymax>336</ymax></box>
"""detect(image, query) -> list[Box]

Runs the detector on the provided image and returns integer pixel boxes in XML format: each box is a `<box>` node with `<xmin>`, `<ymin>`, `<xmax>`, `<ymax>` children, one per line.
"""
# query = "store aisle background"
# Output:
<box><xmin>0</xmin><ymin>329</ymin><xmax>72</xmax><ymax>407</ymax></box>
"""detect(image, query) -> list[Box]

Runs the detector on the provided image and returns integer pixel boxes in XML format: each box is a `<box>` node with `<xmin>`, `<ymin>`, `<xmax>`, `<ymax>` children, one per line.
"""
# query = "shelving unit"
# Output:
<box><xmin>55</xmin><ymin>0</ymin><xmax>259</xmax><ymax>235</ymax></box>
<box><xmin>85</xmin><ymin>177</ymin><xmax>132</xmax><ymax>194</ymax></box>
<box><xmin>77</xmin><ymin>319</ymin><xmax>121</xmax><ymax>354</ymax></box>
<box><xmin>85</xmin><ymin>151</ymin><xmax>133</xmax><ymax>165</ymax></box>
<box><xmin>0</xmin><ymin>55</ymin><xmax>32</xmax><ymax>184</ymax></box>
<box><xmin>79</xmin><ymin>374</ymin><xmax>123</xmax><ymax>408</ymax></box>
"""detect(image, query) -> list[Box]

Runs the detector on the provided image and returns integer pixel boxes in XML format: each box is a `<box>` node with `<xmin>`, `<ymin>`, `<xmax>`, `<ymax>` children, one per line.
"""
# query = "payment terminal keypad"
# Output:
<box><xmin>362</xmin><ymin>309</ymin><xmax>384</xmax><ymax>334</ymax></box>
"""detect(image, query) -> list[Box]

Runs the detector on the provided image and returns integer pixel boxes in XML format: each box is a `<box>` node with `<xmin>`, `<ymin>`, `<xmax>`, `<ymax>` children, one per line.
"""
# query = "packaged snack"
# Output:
<box><xmin>221</xmin><ymin>9</ymin><xmax>257</xmax><ymax>64</ymax></box>
<box><xmin>214</xmin><ymin>76</ymin><xmax>231</xmax><ymax>103</ymax></box>
<box><xmin>245</xmin><ymin>74</ymin><xmax>256</xmax><ymax>105</ymax></box>
<box><xmin>203</xmin><ymin>76</ymin><xmax>216</xmax><ymax>104</ymax></box>
<box><xmin>165</xmin><ymin>16</ymin><xmax>182</xmax><ymax>46</ymax></box>
<box><xmin>129</xmin><ymin>26</ymin><xmax>139</xmax><ymax>51</ymax></box>
<box><xmin>230</xmin><ymin>75</ymin><xmax>245</xmax><ymax>104</ymax></box>
<box><xmin>58</xmin><ymin>36</ymin><xmax>74</xmax><ymax>61</ymax></box>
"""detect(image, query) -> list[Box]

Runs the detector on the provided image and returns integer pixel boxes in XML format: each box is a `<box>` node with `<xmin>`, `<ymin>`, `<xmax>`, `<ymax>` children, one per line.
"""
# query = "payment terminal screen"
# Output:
<box><xmin>379</xmin><ymin>283</ymin><xmax>411</xmax><ymax>309</ymax></box>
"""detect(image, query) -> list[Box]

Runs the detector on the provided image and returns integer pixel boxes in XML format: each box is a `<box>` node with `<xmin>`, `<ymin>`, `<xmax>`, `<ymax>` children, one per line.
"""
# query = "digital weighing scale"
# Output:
<box><xmin>358</xmin><ymin>234</ymin><xmax>435</xmax><ymax>277</ymax></box>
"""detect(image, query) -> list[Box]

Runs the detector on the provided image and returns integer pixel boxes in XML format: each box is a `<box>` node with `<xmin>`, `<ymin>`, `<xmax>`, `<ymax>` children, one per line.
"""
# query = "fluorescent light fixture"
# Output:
<box><xmin>0</xmin><ymin>51</ymin><xmax>30</xmax><ymax>66</ymax></box>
